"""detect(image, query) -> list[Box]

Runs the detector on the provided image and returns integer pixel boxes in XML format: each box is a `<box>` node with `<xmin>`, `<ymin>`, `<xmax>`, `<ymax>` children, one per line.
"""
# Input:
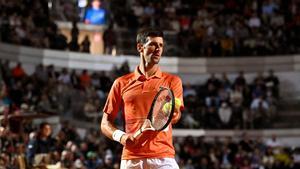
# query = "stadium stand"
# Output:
<box><xmin>1</xmin><ymin>0</ymin><xmax>300</xmax><ymax>56</ymax></box>
<box><xmin>1</xmin><ymin>41</ymin><xmax>300</xmax><ymax>169</ymax></box>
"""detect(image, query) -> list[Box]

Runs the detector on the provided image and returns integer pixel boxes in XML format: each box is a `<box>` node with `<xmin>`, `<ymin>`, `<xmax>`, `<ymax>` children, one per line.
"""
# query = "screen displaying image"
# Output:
<box><xmin>84</xmin><ymin>0</ymin><xmax>106</xmax><ymax>25</ymax></box>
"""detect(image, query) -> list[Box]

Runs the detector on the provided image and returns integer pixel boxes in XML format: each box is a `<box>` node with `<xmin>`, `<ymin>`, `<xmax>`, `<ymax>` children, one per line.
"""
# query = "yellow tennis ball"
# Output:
<box><xmin>175</xmin><ymin>98</ymin><xmax>182</xmax><ymax>110</ymax></box>
<box><xmin>162</xmin><ymin>102</ymin><xmax>172</xmax><ymax>114</ymax></box>
<box><xmin>162</xmin><ymin>98</ymin><xmax>182</xmax><ymax>114</ymax></box>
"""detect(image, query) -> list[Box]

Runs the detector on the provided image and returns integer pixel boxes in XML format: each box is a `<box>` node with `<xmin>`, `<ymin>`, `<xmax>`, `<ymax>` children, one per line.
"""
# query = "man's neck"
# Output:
<box><xmin>139</xmin><ymin>63</ymin><xmax>158</xmax><ymax>78</ymax></box>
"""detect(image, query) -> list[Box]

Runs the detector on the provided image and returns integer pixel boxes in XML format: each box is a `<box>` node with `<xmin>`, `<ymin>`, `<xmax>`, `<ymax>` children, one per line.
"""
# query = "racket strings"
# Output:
<box><xmin>151</xmin><ymin>89</ymin><xmax>173</xmax><ymax>130</ymax></box>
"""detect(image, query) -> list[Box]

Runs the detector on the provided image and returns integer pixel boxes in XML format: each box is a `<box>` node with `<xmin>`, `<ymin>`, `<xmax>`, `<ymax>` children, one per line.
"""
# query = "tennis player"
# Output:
<box><xmin>101</xmin><ymin>27</ymin><xmax>184</xmax><ymax>169</ymax></box>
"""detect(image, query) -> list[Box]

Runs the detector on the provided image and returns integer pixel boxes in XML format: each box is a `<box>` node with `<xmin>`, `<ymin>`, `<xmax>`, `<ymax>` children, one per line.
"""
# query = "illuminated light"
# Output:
<box><xmin>48</xmin><ymin>2</ymin><xmax>52</xmax><ymax>8</ymax></box>
<box><xmin>78</xmin><ymin>0</ymin><xmax>88</xmax><ymax>8</ymax></box>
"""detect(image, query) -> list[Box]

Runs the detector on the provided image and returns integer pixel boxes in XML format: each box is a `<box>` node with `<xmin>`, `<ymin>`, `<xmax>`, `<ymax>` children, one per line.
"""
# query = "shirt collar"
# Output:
<box><xmin>134</xmin><ymin>66</ymin><xmax>162</xmax><ymax>81</ymax></box>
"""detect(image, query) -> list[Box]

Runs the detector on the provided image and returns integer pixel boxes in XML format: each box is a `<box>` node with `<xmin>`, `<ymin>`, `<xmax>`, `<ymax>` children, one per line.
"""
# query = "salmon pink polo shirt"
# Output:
<box><xmin>103</xmin><ymin>66</ymin><xmax>183</xmax><ymax>160</ymax></box>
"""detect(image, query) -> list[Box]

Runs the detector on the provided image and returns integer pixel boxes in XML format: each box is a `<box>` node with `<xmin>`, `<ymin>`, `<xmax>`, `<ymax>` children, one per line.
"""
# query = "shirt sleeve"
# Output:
<box><xmin>84</xmin><ymin>9</ymin><xmax>92</xmax><ymax>23</ymax></box>
<box><xmin>171</xmin><ymin>75</ymin><xmax>184</xmax><ymax>109</ymax></box>
<box><xmin>102</xmin><ymin>78</ymin><xmax>123</xmax><ymax>120</ymax></box>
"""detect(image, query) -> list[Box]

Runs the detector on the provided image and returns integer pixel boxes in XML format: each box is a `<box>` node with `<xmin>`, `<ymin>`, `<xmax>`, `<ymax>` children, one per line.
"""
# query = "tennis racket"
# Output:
<box><xmin>133</xmin><ymin>86</ymin><xmax>175</xmax><ymax>138</ymax></box>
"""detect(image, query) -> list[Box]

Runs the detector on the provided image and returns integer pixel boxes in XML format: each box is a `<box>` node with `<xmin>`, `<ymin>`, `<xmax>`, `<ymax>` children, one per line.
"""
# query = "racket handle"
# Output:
<box><xmin>133</xmin><ymin>128</ymin><xmax>143</xmax><ymax>138</ymax></box>
<box><xmin>133</xmin><ymin>119</ymin><xmax>155</xmax><ymax>138</ymax></box>
<box><xmin>133</xmin><ymin>128</ymin><xmax>155</xmax><ymax>138</ymax></box>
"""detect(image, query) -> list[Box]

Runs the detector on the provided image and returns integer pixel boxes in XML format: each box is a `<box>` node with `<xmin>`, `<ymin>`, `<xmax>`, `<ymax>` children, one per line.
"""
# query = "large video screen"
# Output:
<box><xmin>82</xmin><ymin>0</ymin><xmax>107</xmax><ymax>25</ymax></box>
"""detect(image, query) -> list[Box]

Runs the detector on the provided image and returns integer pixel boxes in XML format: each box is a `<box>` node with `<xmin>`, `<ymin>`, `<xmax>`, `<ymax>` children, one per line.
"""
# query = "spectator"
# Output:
<box><xmin>33</xmin><ymin>64</ymin><xmax>48</xmax><ymax>86</ymax></box>
<box><xmin>84</xmin><ymin>0</ymin><xmax>107</xmax><ymax>25</ymax></box>
<box><xmin>81</xmin><ymin>35</ymin><xmax>91</xmax><ymax>53</ymax></box>
<box><xmin>265</xmin><ymin>134</ymin><xmax>282</xmax><ymax>148</ymax></box>
<box><xmin>118</xmin><ymin>60</ymin><xmax>130</xmax><ymax>76</ymax></box>
<box><xmin>251</xmin><ymin>148</ymin><xmax>264</xmax><ymax>169</ymax></box>
<box><xmin>36</xmin><ymin>93</ymin><xmax>57</xmax><ymax>114</ymax></box>
<box><xmin>71</xmin><ymin>21</ymin><xmax>79</xmax><ymax>41</ymax></box>
<box><xmin>98</xmin><ymin>71</ymin><xmax>112</xmax><ymax>93</ymax></box>
<box><xmin>11</xmin><ymin>62</ymin><xmax>26</xmax><ymax>81</ymax></box>
<box><xmin>182</xmin><ymin>110</ymin><xmax>199</xmax><ymax>129</ymax></box>
<box><xmin>53</xmin><ymin>30</ymin><xmax>68</xmax><ymax>50</ymax></box>
<box><xmin>234</xmin><ymin>71</ymin><xmax>247</xmax><ymax>88</ymax></box>
<box><xmin>57</xmin><ymin>68</ymin><xmax>71</xmax><ymax>85</ymax></box>
<box><xmin>230</xmin><ymin>84</ymin><xmax>244</xmax><ymax>127</ymax></box>
<box><xmin>101</xmin><ymin>153</ymin><xmax>114</xmax><ymax>169</ymax></box>
<box><xmin>218</xmin><ymin>102</ymin><xmax>232</xmax><ymax>128</ymax></box>
<box><xmin>68</xmin><ymin>21</ymin><xmax>80</xmax><ymax>52</ymax></box>
<box><xmin>79</xmin><ymin>69</ymin><xmax>91</xmax><ymax>88</ymax></box>
<box><xmin>253</xmin><ymin>71</ymin><xmax>265</xmax><ymax>87</ymax></box>
<box><xmin>262</xmin><ymin>147</ymin><xmax>275</xmax><ymax>168</ymax></box>
<box><xmin>83</xmin><ymin>98</ymin><xmax>99</xmax><ymax>122</ymax></box>
<box><xmin>9</xmin><ymin>80</ymin><xmax>24</xmax><ymax>107</ymax></box>
<box><xmin>220</xmin><ymin>72</ymin><xmax>231</xmax><ymax>91</ymax></box>
<box><xmin>262</xmin><ymin>0</ymin><xmax>279</xmax><ymax>16</ymax></box>
<box><xmin>250</xmin><ymin>96</ymin><xmax>270</xmax><ymax>128</ymax></box>
<box><xmin>26</xmin><ymin>122</ymin><xmax>56</xmax><ymax>167</ymax></box>
<box><xmin>103</xmin><ymin>24</ymin><xmax>116</xmax><ymax>55</ymax></box>
<box><xmin>70</xmin><ymin>69</ymin><xmax>80</xmax><ymax>87</ymax></box>
<box><xmin>0</xmin><ymin>83</ymin><xmax>11</xmax><ymax>112</ymax></box>
<box><xmin>60</xmin><ymin>150</ymin><xmax>74</xmax><ymax>168</ymax></box>
<box><xmin>264</xmin><ymin>69</ymin><xmax>280</xmax><ymax>99</ymax></box>
<box><xmin>47</xmin><ymin>64</ymin><xmax>58</xmax><ymax>81</ymax></box>
<box><xmin>74</xmin><ymin>158</ymin><xmax>86</xmax><ymax>169</ymax></box>
<box><xmin>183</xmin><ymin>83</ymin><xmax>197</xmax><ymax>98</ymax></box>
<box><xmin>250</xmin><ymin>96</ymin><xmax>269</xmax><ymax>111</ymax></box>
<box><xmin>218</xmin><ymin>85</ymin><xmax>230</xmax><ymax>103</ymax></box>
<box><xmin>248</xmin><ymin>13</ymin><xmax>261</xmax><ymax>28</ymax></box>
<box><xmin>206</xmin><ymin>73</ymin><xmax>221</xmax><ymax>89</ymax></box>
<box><xmin>220</xmin><ymin>35</ymin><xmax>234</xmax><ymax>56</ymax></box>
<box><xmin>69</xmin><ymin>38</ymin><xmax>80</xmax><ymax>52</ymax></box>
<box><xmin>84</xmin><ymin>151</ymin><xmax>102</xmax><ymax>169</ymax></box>
<box><xmin>293</xmin><ymin>148</ymin><xmax>300</xmax><ymax>169</ymax></box>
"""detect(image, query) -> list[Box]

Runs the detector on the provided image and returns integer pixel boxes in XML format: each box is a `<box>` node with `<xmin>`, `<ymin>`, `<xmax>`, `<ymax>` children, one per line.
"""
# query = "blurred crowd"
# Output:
<box><xmin>0</xmin><ymin>59</ymin><xmax>131</xmax><ymax>124</ymax></box>
<box><xmin>0</xmin><ymin>0</ymin><xmax>91</xmax><ymax>53</ymax></box>
<box><xmin>176</xmin><ymin>133</ymin><xmax>300</xmax><ymax>169</ymax></box>
<box><xmin>0</xmin><ymin>59</ymin><xmax>130</xmax><ymax>168</ymax></box>
<box><xmin>0</xmin><ymin>59</ymin><xmax>280</xmax><ymax>130</ymax></box>
<box><xmin>108</xmin><ymin>0</ymin><xmax>300</xmax><ymax>56</ymax></box>
<box><xmin>0</xmin><ymin>119</ymin><xmax>121</xmax><ymax>168</ymax></box>
<box><xmin>1</xmin><ymin>0</ymin><xmax>300</xmax><ymax>56</ymax></box>
<box><xmin>0</xmin><ymin>59</ymin><xmax>283</xmax><ymax>168</ymax></box>
<box><xmin>177</xmin><ymin>70</ymin><xmax>280</xmax><ymax>129</ymax></box>
<box><xmin>1</xmin><ymin>119</ymin><xmax>300</xmax><ymax>169</ymax></box>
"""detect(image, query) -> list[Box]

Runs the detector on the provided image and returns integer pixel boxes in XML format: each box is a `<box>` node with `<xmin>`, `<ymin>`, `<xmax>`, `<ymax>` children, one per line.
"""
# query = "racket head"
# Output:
<box><xmin>148</xmin><ymin>86</ymin><xmax>175</xmax><ymax>131</ymax></box>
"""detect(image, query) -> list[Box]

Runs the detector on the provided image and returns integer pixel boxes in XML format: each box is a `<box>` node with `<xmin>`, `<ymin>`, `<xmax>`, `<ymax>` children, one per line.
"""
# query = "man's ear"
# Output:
<box><xmin>137</xmin><ymin>43</ymin><xmax>143</xmax><ymax>53</ymax></box>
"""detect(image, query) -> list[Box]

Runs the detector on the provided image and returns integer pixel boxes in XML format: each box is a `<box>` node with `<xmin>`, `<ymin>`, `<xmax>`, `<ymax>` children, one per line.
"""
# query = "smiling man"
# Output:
<box><xmin>101</xmin><ymin>28</ymin><xmax>184</xmax><ymax>169</ymax></box>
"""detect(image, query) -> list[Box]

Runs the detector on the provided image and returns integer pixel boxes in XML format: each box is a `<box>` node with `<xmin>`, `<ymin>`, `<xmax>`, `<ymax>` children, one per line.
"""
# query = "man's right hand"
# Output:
<box><xmin>120</xmin><ymin>134</ymin><xmax>135</xmax><ymax>146</ymax></box>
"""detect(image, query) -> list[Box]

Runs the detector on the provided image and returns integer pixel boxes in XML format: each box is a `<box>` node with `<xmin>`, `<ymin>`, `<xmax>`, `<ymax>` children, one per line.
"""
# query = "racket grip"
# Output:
<box><xmin>133</xmin><ymin>120</ymin><xmax>155</xmax><ymax>138</ymax></box>
<box><xmin>133</xmin><ymin>128</ymin><xmax>143</xmax><ymax>138</ymax></box>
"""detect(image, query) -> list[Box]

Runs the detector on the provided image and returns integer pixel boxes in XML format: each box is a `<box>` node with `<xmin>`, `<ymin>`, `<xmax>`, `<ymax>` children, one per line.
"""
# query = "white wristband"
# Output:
<box><xmin>112</xmin><ymin>130</ymin><xmax>125</xmax><ymax>142</ymax></box>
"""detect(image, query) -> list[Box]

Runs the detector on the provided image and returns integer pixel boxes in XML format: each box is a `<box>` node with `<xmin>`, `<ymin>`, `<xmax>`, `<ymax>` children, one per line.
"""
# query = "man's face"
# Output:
<box><xmin>42</xmin><ymin>124</ymin><xmax>52</xmax><ymax>137</ymax></box>
<box><xmin>92</xmin><ymin>0</ymin><xmax>101</xmax><ymax>9</ymax></box>
<box><xmin>139</xmin><ymin>36</ymin><xmax>164</xmax><ymax>65</ymax></box>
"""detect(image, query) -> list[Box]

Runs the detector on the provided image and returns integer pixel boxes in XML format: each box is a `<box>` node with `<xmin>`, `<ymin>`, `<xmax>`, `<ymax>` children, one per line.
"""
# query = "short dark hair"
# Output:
<box><xmin>39</xmin><ymin>122</ymin><xmax>50</xmax><ymax>130</ymax></box>
<box><xmin>136</xmin><ymin>28</ymin><xmax>164</xmax><ymax>44</ymax></box>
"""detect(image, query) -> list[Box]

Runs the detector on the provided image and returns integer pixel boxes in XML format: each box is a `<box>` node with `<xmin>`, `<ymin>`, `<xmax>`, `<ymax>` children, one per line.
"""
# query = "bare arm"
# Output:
<box><xmin>100</xmin><ymin>113</ymin><xmax>135</xmax><ymax>145</ymax></box>
<box><xmin>100</xmin><ymin>113</ymin><xmax>117</xmax><ymax>140</ymax></box>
